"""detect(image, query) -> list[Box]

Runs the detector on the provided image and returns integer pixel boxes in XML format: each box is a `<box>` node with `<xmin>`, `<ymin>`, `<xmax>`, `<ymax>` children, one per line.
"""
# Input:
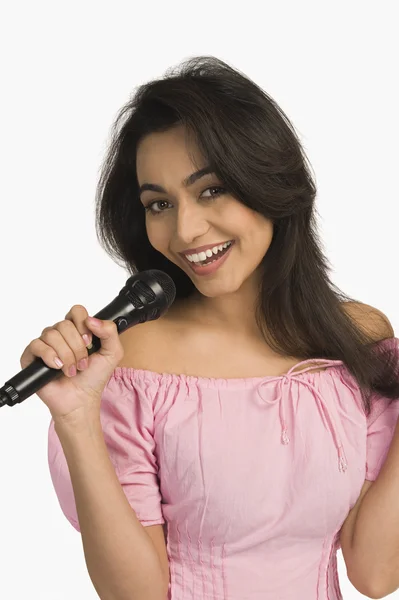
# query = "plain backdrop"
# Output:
<box><xmin>0</xmin><ymin>1</ymin><xmax>398</xmax><ymax>599</ymax></box>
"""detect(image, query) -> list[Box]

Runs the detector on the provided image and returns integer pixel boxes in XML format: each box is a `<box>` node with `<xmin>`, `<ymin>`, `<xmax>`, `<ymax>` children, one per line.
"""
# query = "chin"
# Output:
<box><xmin>193</xmin><ymin>279</ymin><xmax>244</xmax><ymax>298</ymax></box>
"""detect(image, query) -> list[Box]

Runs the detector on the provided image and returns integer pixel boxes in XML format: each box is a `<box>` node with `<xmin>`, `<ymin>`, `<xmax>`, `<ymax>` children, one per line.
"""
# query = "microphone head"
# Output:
<box><xmin>123</xmin><ymin>269</ymin><xmax>176</xmax><ymax>322</ymax></box>
<box><xmin>147</xmin><ymin>269</ymin><xmax>176</xmax><ymax>307</ymax></box>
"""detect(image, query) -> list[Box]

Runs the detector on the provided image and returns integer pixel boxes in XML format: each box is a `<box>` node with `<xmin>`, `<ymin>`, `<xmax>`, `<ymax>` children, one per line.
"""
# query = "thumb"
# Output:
<box><xmin>85</xmin><ymin>316</ymin><xmax>122</xmax><ymax>359</ymax></box>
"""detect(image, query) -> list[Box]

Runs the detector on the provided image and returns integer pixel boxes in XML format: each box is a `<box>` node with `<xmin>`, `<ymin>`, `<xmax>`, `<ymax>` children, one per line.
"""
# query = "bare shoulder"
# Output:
<box><xmin>116</xmin><ymin>307</ymin><xmax>183</xmax><ymax>371</ymax></box>
<box><xmin>341</xmin><ymin>300</ymin><xmax>395</xmax><ymax>340</ymax></box>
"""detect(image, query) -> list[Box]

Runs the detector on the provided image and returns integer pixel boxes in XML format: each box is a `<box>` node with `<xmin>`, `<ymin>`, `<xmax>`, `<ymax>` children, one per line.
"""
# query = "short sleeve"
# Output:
<box><xmin>47</xmin><ymin>368</ymin><xmax>165</xmax><ymax>531</ymax></box>
<box><xmin>366</xmin><ymin>338</ymin><xmax>399</xmax><ymax>481</ymax></box>
<box><xmin>365</xmin><ymin>395</ymin><xmax>399</xmax><ymax>480</ymax></box>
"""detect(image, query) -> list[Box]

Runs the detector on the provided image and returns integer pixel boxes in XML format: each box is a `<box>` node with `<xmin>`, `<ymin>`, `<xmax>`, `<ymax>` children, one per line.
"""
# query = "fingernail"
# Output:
<box><xmin>77</xmin><ymin>358</ymin><xmax>88</xmax><ymax>370</ymax></box>
<box><xmin>88</xmin><ymin>317</ymin><xmax>102</xmax><ymax>326</ymax></box>
<box><xmin>82</xmin><ymin>334</ymin><xmax>90</xmax><ymax>346</ymax></box>
<box><xmin>54</xmin><ymin>357</ymin><xmax>64</xmax><ymax>368</ymax></box>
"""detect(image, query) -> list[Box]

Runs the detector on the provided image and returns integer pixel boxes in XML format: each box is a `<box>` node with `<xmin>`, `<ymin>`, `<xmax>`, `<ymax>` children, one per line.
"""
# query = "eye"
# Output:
<box><xmin>144</xmin><ymin>200</ymin><xmax>172</xmax><ymax>215</ymax></box>
<box><xmin>143</xmin><ymin>186</ymin><xmax>227</xmax><ymax>216</ymax></box>
<box><xmin>200</xmin><ymin>186</ymin><xmax>226</xmax><ymax>199</ymax></box>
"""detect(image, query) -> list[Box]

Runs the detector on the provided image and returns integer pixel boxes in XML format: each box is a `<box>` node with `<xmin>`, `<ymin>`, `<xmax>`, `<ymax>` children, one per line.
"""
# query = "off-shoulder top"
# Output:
<box><xmin>47</xmin><ymin>337</ymin><xmax>399</xmax><ymax>599</ymax></box>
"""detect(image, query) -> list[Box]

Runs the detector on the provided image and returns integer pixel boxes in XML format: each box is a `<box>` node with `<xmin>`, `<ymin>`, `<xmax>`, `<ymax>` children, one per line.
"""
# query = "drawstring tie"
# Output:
<box><xmin>257</xmin><ymin>359</ymin><xmax>348</xmax><ymax>474</ymax></box>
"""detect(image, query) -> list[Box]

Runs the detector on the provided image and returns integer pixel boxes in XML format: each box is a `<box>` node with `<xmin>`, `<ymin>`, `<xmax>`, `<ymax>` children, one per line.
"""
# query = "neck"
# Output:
<box><xmin>177</xmin><ymin>275</ymin><xmax>264</xmax><ymax>338</ymax></box>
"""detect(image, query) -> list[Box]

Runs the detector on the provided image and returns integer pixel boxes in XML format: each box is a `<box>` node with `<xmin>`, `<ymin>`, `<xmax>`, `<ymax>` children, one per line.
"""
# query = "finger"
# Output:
<box><xmin>65</xmin><ymin>305</ymin><xmax>92</xmax><ymax>348</ymax></box>
<box><xmin>39</xmin><ymin>321</ymin><xmax>76</xmax><ymax>377</ymax></box>
<box><xmin>52</xmin><ymin>320</ymin><xmax>90</xmax><ymax>372</ymax></box>
<box><xmin>85</xmin><ymin>317</ymin><xmax>124</xmax><ymax>362</ymax></box>
<box><xmin>20</xmin><ymin>337</ymin><xmax>68</xmax><ymax>373</ymax></box>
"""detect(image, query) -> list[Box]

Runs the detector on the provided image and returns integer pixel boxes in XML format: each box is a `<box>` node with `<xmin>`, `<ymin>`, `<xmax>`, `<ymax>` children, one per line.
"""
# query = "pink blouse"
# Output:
<box><xmin>47</xmin><ymin>337</ymin><xmax>399</xmax><ymax>599</ymax></box>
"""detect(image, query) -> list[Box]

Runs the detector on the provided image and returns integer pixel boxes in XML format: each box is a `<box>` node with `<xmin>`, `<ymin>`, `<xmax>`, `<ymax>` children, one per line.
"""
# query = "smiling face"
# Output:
<box><xmin>136</xmin><ymin>125</ymin><xmax>274</xmax><ymax>300</ymax></box>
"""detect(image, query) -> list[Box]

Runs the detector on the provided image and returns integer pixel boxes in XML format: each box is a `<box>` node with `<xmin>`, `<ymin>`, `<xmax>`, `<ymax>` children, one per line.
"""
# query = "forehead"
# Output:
<box><xmin>136</xmin><ymin>126</ymin><xmax>204</xmax><ymax>180</ymax></box>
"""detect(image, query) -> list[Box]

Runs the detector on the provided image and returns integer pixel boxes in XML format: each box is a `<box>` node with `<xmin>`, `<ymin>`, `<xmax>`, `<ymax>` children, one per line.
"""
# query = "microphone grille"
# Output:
<box><xmin>149</xmin><ymin>270</ymin><xmax>176</xmax><ymax>307</ymax></box>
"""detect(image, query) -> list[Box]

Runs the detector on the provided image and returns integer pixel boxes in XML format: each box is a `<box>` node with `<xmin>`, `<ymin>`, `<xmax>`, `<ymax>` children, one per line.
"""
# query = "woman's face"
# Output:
<box><xmin>136</xmin><ymin>125</ymin><xmax>274</xmax><ymax>298</ymax></box>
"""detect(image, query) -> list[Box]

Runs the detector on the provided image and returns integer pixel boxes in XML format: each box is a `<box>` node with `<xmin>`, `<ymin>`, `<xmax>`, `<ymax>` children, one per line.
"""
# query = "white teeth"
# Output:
<box><xmin>186</xmin><ymin>241</ymin><xmax>232</xmax><ymax>263</ymax></box>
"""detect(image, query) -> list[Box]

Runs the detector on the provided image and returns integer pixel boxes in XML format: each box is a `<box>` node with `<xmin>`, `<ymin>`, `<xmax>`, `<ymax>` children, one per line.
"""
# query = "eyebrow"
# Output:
<box><xmin>139</xmin><ymin>166</ymin><xmax>214</xmax><ymax>195</ymax></box>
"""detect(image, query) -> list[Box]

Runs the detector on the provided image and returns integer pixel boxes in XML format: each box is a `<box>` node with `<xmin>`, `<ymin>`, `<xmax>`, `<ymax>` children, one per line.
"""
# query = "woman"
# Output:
<box><xmin>22</xmin><ymin>56</ymin><xmax>399</xmax><ymax>599</ymax></box>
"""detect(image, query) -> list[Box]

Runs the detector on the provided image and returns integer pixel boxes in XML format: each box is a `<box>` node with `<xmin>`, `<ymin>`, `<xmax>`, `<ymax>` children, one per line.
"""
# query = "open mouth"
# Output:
<box><xmin>183</xmin><ymin>240</ymin><xmax>233</xmax><ymax>267</ymax></box>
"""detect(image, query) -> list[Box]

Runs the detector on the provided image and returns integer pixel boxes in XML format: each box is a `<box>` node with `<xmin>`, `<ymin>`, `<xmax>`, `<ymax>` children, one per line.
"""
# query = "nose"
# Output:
<box><xmin>175</xmin><ymin>200</ymin><xmax>210</xmax><ymax>245</ymax></box>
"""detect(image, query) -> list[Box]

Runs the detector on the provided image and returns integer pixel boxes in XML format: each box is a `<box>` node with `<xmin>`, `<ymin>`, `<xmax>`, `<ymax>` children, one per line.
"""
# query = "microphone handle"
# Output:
<box><xmin>0</xmin><ymin>295</ymin><xmax>146</xmax><ymax>407</ymax></box>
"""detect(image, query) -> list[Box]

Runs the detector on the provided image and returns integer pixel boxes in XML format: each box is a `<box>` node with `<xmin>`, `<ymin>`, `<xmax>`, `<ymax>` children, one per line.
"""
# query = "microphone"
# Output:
<box><xmin>0</xmin><ymin>270</ymin><xmax>176</xmax><ymax>408</ymax></box>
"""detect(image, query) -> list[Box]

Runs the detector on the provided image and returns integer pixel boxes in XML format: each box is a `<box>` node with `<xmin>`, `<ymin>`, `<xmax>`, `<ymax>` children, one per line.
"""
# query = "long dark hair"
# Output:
<box><xmin>94</xmin><ymin>55</ymin><xmax>399</xmax><ymax>416</ymax></box>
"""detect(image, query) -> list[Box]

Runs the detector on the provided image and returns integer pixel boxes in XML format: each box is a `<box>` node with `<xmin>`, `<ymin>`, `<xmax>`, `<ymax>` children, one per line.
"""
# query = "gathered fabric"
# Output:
<box><xmin>48</xmin><ymin>337</ymin><xmax>399</xmax><ymax>599</ymax></box>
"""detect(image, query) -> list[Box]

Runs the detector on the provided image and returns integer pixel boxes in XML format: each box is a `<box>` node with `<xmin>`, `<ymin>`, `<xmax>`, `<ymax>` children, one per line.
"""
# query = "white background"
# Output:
<box><xmin>0</xmin><ymin>1</ymin><xmax>398</xmax><ymax>598</ymax></box>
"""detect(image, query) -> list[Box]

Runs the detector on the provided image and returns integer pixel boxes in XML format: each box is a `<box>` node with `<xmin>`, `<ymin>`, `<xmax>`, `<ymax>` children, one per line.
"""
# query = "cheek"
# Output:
<box><xmin>146</xmin><ymin>222</ymin><xmax>170</xmax><ymax>252</ymax></box>
<box><xmin>224</xmin><ymin>201</ymin><xmax>264</xmax><ymax>230</ymax></box>
<box><xmin>239</xmin><ymin>216</ymin><xmax>274</xmax><ymax>252</ymax></box>
<box><xmin>227</xmin><ymin>210</ymin><xmax>273</xmax><ymax>239</ymax></box>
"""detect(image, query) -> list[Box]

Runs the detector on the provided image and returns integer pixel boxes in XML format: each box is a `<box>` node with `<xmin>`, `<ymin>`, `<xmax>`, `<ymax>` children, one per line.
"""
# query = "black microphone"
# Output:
<box><xmin>0</xmin><ymin>270</ymin><xmax>176</xmax><ymax>408</ymax></box>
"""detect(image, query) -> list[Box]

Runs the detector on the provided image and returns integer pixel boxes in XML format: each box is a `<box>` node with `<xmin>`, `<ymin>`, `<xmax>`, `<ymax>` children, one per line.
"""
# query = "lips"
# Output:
<box><xmin>179</xmin><ymin>240</ymin><xmax>234</xmax><ymax>258</ymax></box>
<box><xmin>183</xmin><ymin>239</ymin><xmax>235</xmax><ymax>276</ymax></box>
<box><xmin>195</xmin><ymin>243</ymin><xmax>231</xmax><ymax>265</ymax></box>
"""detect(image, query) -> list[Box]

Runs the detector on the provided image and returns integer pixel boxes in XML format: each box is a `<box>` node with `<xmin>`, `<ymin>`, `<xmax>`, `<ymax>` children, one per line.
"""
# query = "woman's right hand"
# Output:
<box><xmin>19</xmin><ymin>304</ymin><xmax>124</xmax><ymax>427</ymax></box>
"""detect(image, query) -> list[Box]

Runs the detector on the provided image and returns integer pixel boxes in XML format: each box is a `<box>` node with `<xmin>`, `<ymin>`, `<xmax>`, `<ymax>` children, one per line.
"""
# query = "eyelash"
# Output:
<box><xmin>144</xmin><ymin>186</ymin><xmax>227</xmax><ymax>215</ymax></box>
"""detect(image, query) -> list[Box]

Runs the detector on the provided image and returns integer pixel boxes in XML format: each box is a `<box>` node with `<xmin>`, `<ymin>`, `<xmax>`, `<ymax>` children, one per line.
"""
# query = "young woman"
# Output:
<box><xmin>22</xmin><ymin>56</ymin><xmax>399</xmax><ymax>599</ymax></box>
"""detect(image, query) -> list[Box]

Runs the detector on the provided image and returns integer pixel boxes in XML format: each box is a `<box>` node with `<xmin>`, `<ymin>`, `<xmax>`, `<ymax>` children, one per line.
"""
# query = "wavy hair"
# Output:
<box><xmin>94</xmin><ymin>55</ymin><xmax>399</xmax><ymax>416</ymax></box>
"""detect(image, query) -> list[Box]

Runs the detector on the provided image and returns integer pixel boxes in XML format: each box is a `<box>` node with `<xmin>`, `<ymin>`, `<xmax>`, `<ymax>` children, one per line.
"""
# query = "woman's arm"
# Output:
<box><xmin>54</xmin><ymin>417</ymin><xmax>169</xmax><ymax>600</ymax></box>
